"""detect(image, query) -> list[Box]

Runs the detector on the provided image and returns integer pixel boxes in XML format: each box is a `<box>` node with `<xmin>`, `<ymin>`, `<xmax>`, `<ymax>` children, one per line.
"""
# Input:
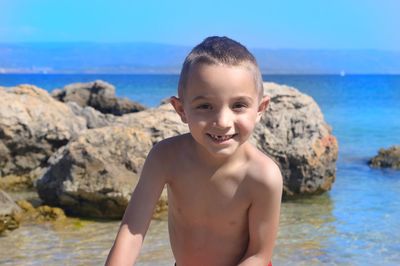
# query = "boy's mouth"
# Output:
<box><xmin>207</xmin><ymin>133</ymin><xmax>237</xmax><ymax>142</ymax></box>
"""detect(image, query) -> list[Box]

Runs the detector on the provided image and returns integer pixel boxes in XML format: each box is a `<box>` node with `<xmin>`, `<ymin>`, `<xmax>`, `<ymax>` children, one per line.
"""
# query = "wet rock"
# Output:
<box><xmin>0</xmin><ymin>85</ymin><xmax>87</xmax><ymax>184</ymax></box>
<box><xmin>36</xmin><ymin>126</ymin><xmax>154</xmax><ymax>218</ymax></box>
<box><xmin>152</xmin><ymin>197</ymin><xmax>168</xmax><ymax>220</ymax></box>
<box><xmin>52</xmin><ymin>80</ymin><xmax>146</xmax><ymax>115</ymax></box>
<box><xmin>0</xmin><ymin>190</ymin><xmax>22</xmax><ymax>234</ymax></box>
<box><xmin>17</xmin><ymin>199</ymin><xmax>36</xmax><ymax>212</ymax></box>
<box><xmin>0</xmin><ymin>175</ymin><xmax>34</xmax><ymax>191</ymax></box>
<box><xmin>17</xmin><ymin>200</ymin><xmax>66</xmax><ymax>222</ymax></box>
<box><xmin>252</xmin><ymin>83</ymin><xmax>338</xmax><ymax>198</ymax></box>
<box><xmin>369</xmin><ymin>146</ymin><xmax>400</xmax><ymax>169</ymax></box>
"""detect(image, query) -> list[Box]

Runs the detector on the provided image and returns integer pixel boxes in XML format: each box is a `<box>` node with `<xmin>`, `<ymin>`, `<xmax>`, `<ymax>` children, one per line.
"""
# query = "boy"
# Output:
<box><xmin>106</xmin><ymin>36</ymin><xmax>282</xmax><ymax>266</ymax></box>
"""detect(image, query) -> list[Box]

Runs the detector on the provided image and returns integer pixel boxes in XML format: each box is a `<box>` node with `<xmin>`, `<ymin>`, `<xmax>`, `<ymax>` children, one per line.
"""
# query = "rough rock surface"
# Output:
<box><xmin>369</xmin><ymin>146</ymin><xmax>400</xmax><ymax>169</ymax></box>
<box><xmin>17</xmin><ymin>200</ymin><xmax>66</xmax><ymax>222</ymax></box>
<box><xmin>115</xmin><ymin>103</ymin><xmax>189</xmax><ymax>144</ymax></box>
<box><xmin>0</xmin><ymin>190</ymin><xmax>22</xmax><ymax>234</ymax></box>
<box><xmin>36</xmin><ymin>105</ymin><xmax>186</xmax><ymax>218</ymax></box>
<box><xmin>52</xmin><ymin>80</ymin><xmax>146</xmax><ymax>115</ymax></box>
<box><xmin>252</xmin><ymin>83</ymin><xmax>338</xmax><ymax>198</ymax></box>
<box><xmin>0</xmin><ymin>85</ymin><xmax>87</xmax><ymax>181</ymax></box>
<box><xmin>4</xmin><ymin>81</ymin><xmax>338</xmax><ymax>218</ymax></box>
<box><xmin>36</xmin><ymin>126</ymin><xmax>154</xmax><ymax>218</ymax></box>
<box><xmin>66</xmin><ymin>101</ymin><xmax>116</xmax><ymax>129</ymax></box>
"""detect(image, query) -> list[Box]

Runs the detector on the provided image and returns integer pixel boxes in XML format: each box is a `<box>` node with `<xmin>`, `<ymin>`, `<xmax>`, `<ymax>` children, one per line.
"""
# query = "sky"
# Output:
<box><xmin>1</xmin><ymin>0</ymin><xmax>399</xmax><ymax>50</ymax></box>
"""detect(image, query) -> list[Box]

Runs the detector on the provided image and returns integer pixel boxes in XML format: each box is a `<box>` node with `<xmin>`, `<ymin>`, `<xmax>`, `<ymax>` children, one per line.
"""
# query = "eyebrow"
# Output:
<box><xmin>190</xmin><ymin>95</ymin><xmax>254</xmax><ymax>103</ymax></box>
<box><xmin>234</xmin><ymin>96</ymin><xmax>254</xmax><ymax>103</ymax></box>
<box><xmin>190</xmin><ymin>95</ymin><xmax>208</xmax><ymax>103</ymax></box>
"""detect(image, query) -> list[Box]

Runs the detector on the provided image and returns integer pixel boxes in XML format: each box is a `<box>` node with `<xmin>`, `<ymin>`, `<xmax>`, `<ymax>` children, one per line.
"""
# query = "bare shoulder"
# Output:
<box><xmin>152</xmin><ymin>133</ymin><xmax>191</xmax><ymax>156</ymax></box>
<box><xmin>246</xmin><ymin>145</ymin><xmax>283</xmax><ymax>194</ymax></box>
<box><xmin>148</xmin><ymin>133</ymin><xmax>192</xmax><ymax>171</ymax></box>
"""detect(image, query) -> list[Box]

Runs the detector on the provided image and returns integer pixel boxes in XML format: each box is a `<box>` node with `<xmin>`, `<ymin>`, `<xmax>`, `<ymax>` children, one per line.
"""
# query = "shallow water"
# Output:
<box><xmin>3</xmin><ymin>189</ymin><xmax>399</xmax><ymax>265</ymax></box>
<box><xmin>1</xmin><ymin>74</ymin><xmax>400</xmax><ymax>265</ymax></box>
<box><xmin>0</xmin><ymin>216</ymin><xmax>173</xmax><ymax>266</ymax></box>
<box><xmin>2</xmin><ymin>173</ymin><xmax>399</xmax><ymax>266</ymax></box>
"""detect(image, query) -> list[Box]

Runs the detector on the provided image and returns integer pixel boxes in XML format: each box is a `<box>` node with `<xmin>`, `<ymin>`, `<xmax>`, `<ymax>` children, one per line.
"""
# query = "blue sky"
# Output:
<box><xmin>1</xmin><ymin>0</ymin><xmax>399</xmax><ymax>50</ymax></box>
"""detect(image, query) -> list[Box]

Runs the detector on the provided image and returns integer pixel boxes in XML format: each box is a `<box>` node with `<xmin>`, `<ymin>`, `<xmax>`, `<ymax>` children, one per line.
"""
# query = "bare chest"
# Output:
<box><xmin>167</xmin><ymin>169</ymin><xmax>251</xmax><ymax>228</ymax></box>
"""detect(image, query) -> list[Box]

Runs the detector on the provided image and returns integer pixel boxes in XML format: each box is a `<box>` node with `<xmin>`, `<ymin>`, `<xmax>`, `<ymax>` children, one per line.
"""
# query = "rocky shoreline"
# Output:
<box><xmin>1</xmin><ymin>80</ymin><xmax>339</xmax><ymax>232</ymax></box>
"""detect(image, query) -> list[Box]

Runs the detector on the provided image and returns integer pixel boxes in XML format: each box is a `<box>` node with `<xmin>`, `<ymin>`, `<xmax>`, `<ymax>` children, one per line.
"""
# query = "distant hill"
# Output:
<box><xmin>0</xmin><ymin>42</ymin><xmax>399</xmax><ymax>74</ymax></box>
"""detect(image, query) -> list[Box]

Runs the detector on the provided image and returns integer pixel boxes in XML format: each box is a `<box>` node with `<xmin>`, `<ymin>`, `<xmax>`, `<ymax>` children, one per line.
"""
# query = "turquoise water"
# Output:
<box><xmin>1</xmin><ymin>74</ymin><xmax>399</xmax><ymax>265</ymax></box>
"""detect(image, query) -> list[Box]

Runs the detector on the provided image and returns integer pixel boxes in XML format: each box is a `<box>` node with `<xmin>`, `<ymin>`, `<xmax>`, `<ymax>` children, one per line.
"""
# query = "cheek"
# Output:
<box><xmin>236</xmin><ymin>115</ymin><xmax>257</xmax><ymax>133</ymax></box>
<box><xmin>186</xmin><ymin>113</ymin><xmax>207</xmax><ymax>128</ymax></box>
<box><xmin>243</xmin><ymin>107</ymin><xmax>260</xmax><ymax>124</ymax></box>
<box><xmin>187</xmin><ymin>110</ymin><xmax>210</xmax><ymax>122</ymax></box>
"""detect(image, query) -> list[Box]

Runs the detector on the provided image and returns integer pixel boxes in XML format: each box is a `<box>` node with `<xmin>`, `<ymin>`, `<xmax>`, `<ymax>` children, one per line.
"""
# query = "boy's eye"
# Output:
<box><xmin>232</xmin><ymin>102</ymin><xmax>248</xmax><ymax>110</ymax></box>
<box><xmin>196</xmin><ymin>104</ymin><xmax>212</xmax><ymax>110</ymax></box>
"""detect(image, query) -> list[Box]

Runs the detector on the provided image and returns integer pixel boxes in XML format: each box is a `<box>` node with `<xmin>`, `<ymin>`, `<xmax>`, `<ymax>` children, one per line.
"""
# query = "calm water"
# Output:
<box><xmin>1</xmin><ymin>74</ymin><xmax>399</xmax><ymax>265</ymax></box>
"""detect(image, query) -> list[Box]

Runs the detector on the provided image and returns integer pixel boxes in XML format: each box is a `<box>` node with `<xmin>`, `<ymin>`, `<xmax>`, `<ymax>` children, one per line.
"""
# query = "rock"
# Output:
<box><xmin>0</xmin><ymin>85</ymin><xmax>87</xmax><ymax>183</ymax></box>
<box><xmin>252</xmin><ymin>83</ymin><xmax>338</xmax><ymax>198</ymax></box>
<box><xmin>0</xmin><ymin>175</ymin><xmax>34</xmax><ymax>191</ymax></box>
<box><xmin>36</xmin><ymin>126</ymin><xmax>154</xmax><ymax>218</ymax></box>
<box><xmin>16</xmin><ymin>200</ymin><xmax>66</xmax><ymax>222</ymax></box>
<box><xmin>369</xmin><ymin>146</ymin><xmax>400</xmax><ymax>169</ymax></box>
<box><xmin>0</xmin><ymin>190</ymin><xmax>22</xmax><ymax>234</ymax></box>
<box><xmin>52</xmin><ymin>80</ymin><xmax>146</xmax><ymax>115</ymax></box>
<box><xmin>145</xmin><ymin>86</ymin><xmax>338</xmax><ymax>205</ymax></box>
<box><xmin>36</xmin><ymin>104</ymin><xmax>186</xmax><ymax>218</ymax></box>
<box><xmin>14</xmin><ymin>81</ymin><xmax>337</xmax><ymax>218</ymax></box>
<box><xmin>35</xmin><ymin>205</ymin><xmax>66</xmax><ymax>221</ymax></box>
<box><xmin>116</xmin><ymin>103</ymin><xmax>189</xmax><ymax>144</ymax></box>
<box><xmin>66</xmin><ymin>101</ymin><xmax>116</xmax><ymax>129</ymax></box>
<box><xmin>159</xmin><ymin>97</ymin><xmax>172</xmax><ymax>105</ymax></box>
<box><xmin>17</xmin><ymin>200</ymin><xmax>36</xmax><ymax>212</ymax></box>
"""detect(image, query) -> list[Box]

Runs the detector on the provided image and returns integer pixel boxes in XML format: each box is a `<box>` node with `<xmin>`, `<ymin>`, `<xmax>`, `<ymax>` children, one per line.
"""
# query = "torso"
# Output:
<box><xmin>163</xmin><ymin>134</ymin><xmax>264</xmax><ymax>266</ymax></box>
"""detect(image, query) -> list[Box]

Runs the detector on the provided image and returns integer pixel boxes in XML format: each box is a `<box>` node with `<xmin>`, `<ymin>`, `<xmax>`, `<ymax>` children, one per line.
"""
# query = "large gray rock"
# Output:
<box><xmin>66</xmin><ymin>101</ymin><xmax>116</xmax><ymax>129</ymax></box>
<box><xmin>8</xmin><ymin>81</ymin><xmax>338</xmax><ymax>218</ymax></box>
<box><xmin>252</xmin><ymin>83</ymin><xmax>338</xmax><ymax>198</ymax></box>
<box><xmin>115</xmin><ymin>103</ymin><xmax>189</xmax><ymax>144</ymax></box>
<box><xmin>0</xmin><ymin>85</ymin><xmax>87</xmax><ymax>182</ymax></box>
<box><xmin>369</xmin><ymin>146</ymin><xmax>400</xmax><ymax>169</ymax></box>
<box><xmin>52</xmin><ymin>80</ymin><xmax>146</xmax><ymax>115</ymax></box>
<box><xmin>36</xmin><ymin>126</ymin><xmax>154</xmax><ymax>218</ymax></box>
<box><xmin>36</xmin><ymin>105</ymin><xmax>187</xmax><ymax>218</ymax></box>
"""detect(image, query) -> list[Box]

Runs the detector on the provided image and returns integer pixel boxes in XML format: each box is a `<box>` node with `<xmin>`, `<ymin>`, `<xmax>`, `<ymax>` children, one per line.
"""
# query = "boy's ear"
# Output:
<box><xmin>170</xmin><ymin>96</ymin><xmax>188</xmax><ymax>123</ymax></box>
<box><xmin>256</xmin><ymin>95</ymin><xmax>270</xmax><ymax>122</ymax></box>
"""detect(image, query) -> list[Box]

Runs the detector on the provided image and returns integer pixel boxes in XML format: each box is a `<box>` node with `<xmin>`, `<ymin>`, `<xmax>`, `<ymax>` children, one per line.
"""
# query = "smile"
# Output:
<box><xmin>207</xmin><ymin>133</ymin><xmax>237</xmax><ymax>142</ymax></box>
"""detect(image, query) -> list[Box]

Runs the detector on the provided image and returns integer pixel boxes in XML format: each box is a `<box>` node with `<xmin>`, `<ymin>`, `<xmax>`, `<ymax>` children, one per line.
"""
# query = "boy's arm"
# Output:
<box><xmin>238</xmin><ymin>163</ymin><xmax>283</xmax><ymax>266</ymax></box>
<box><xmin>105</xmin><ymin>142</ymin><xmax>168</xmax><ymax>266</ymax></box>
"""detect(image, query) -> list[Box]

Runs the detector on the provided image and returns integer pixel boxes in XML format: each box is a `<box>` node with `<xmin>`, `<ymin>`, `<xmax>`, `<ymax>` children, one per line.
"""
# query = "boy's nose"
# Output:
<box><xmin>212</xmin><ymin>108</ymin><xmax>233</xmax><ymax>128</ymax></box>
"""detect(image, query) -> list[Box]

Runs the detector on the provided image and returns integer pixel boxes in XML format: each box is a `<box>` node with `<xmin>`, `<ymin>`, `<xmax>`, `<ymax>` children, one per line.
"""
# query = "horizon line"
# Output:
<box><xmin>0</xmin><ymin>42</ymin><xmax>399</xmax><ymax>52</ymax></box>
<box><xmin>1</xmin><ymin>71</ymin><xmax>399</xmax><ymax>75</ymax></box>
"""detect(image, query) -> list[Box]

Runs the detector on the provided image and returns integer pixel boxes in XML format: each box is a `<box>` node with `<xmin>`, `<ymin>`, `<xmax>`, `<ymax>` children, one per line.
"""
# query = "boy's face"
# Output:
<box><xmin>171</xmin><ymin>63</ymin><xmax>269</xmax><ymax>158</ymax></box>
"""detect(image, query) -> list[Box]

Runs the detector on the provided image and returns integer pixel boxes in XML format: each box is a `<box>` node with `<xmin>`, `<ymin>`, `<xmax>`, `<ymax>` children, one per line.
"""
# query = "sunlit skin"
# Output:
<box><xmin>106</xmin><ymin>63</ymin><xmax>283</xmax><ymax>266</ymax></box>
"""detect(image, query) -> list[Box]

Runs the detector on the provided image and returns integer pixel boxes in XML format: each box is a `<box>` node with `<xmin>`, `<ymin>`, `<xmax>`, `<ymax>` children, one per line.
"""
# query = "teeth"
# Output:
<box><xmin>209</xmin><ymin>134</ymin><xmax>235</xmax><ymax>141</ymax></box>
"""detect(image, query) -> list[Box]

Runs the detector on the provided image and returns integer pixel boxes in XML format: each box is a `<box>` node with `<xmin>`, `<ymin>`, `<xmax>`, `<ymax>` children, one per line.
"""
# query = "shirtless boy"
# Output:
<box><xmin>106</xmin><ymin>36</ymin><xmax>283</xmax><ymax>266</ymax></box>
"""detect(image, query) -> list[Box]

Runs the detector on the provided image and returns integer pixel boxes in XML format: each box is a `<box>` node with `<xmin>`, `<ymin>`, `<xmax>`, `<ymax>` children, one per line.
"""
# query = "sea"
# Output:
<box><xmin>0</xmin><ymin>74</ymin><xmax>399</xmax><ymax>265</ymax></box>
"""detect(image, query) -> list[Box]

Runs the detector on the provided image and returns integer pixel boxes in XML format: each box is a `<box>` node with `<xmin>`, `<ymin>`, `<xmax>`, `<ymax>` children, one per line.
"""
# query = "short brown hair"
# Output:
<box><xmin>177</xmin><ymin>36</ymin><xmax>263</xmax><ymax>100</ymax></box>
